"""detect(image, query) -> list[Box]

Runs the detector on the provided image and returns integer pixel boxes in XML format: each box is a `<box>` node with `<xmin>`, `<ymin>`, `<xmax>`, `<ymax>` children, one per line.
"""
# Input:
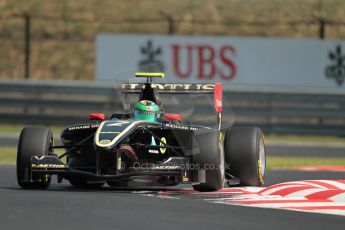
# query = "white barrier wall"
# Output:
<box><xmin>96</xmin><ymin>34</ymin><xmax>345</xmax><ymax>89</ymax></box>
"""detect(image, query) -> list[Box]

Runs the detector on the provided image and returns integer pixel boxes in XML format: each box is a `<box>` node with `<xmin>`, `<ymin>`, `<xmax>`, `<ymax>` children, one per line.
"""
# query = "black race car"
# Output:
<box><xmin>17</xmin><ymin>72</ymin><xmax>266</xmax><ymax>192</ymax></box>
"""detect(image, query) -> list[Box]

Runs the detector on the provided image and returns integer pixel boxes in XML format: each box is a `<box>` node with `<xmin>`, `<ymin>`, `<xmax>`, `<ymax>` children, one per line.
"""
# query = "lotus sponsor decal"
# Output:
<box><xmin>122</xmin><ymin>83</ymin><xmax>215</xmax><ymax>91</ymax></box>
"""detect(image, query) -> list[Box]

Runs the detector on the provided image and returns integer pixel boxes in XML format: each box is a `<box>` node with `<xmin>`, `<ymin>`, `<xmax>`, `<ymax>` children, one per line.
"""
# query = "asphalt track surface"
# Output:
<box><xmin>0</xmin><ymin>165</ymin><xmax>344</xmax><ymax>230</ymax></box>
<box><xmin>1</xmin><ymin>134</ymin><xmax>344</xmax><ymax>158</ymax></box>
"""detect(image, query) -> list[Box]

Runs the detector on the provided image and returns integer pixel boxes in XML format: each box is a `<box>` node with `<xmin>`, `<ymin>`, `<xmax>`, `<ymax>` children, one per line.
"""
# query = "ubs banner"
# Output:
<box><xmin>96</xmin><ymin>34</ymin><xmax>345</xmax><ymax>88</ymax></box>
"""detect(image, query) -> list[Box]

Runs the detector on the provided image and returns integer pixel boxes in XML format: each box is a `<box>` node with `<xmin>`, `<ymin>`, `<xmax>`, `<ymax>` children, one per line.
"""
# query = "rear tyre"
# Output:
<box><xmin>107</xmin><ymin>144</ymin><xmax>136</xmax><ymax>188</ymax></box>
<box><xmin>17</xmin><ymin>127</ymin><xmax>53</xmax><ymax>189</ymax></box>
<box><xmin>224</xmin><ymin>127</ymin><xmax>266</xmax><ymax>186</ymax></box>
<box><xmin>192</xmin><ymin>130</ymin><xmax>224</xmax><ymax>192</ymax></box>
<box><xmin>67</xmin><ymin>156</ymin><xmax>105</xmax><ymax>188</ymax></box>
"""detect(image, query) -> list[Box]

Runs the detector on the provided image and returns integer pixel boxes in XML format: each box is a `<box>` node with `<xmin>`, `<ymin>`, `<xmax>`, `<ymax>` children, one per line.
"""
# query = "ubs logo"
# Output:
<box><xmin>325</xmin><ymin>45</ymin><xmax>345</xmax><ymax>86</ymax></box>
<box><xmin>138</xmin><ymin>40</ymin><xmax>165</xmax><ymax>72</ymax></box>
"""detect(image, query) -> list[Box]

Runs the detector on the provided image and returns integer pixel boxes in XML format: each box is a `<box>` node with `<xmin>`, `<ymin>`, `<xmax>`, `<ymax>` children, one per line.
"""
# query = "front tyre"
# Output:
<box><xmin>224</xmin><ymin>127</ymin><xmax>266</xmax><ymax>186</ymax></box>
<box><xmin>17</xmin><ymin>127</ymin><xmax>53</xmax><ymax>189</ymax></box>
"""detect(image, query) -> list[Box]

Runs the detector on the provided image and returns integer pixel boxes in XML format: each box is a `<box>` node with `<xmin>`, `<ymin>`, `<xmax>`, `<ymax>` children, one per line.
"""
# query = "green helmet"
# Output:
<box><xmin>134</xmin><ymin>100</ymin><xmax>160</xmax><ymax>122</ymax></box>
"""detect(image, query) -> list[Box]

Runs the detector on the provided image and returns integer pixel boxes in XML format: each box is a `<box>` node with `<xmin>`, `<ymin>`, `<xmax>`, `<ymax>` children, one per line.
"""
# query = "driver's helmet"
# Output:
<box><xmin>134</xmin><ymin>100</ymin><xmax>160</xmax><ymax>122</ymax></box>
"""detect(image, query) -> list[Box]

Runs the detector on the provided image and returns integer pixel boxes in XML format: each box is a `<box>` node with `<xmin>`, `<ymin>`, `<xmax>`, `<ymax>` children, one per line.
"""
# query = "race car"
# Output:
<box><xmin>16</xmin><ymin>72</ymin><xmax>266</xmax><ymax>192</ymax></box>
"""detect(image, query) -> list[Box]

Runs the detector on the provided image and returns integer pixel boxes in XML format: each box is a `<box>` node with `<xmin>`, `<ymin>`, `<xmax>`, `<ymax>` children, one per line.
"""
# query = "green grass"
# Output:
<box><xmin>267</xmin><ymin>156</ymin><xmax>345</xmax><ymax>169</ymax></box>
<box><xmin>0</xmin><ymin>147</ymin><xmax>17</xmax><ymax>164</ymax></box>
<box><xmin>265</xmin><ymin>134</ymin><xmax>345</xmax><ymax>145</ymax></box>
<box><xmin>0</xmin><ymin>124</ymin><xmax>64</xmax><ymax>135</ymax></box>
<box><xmin>0</xmin><ymin>147</ymin><xmax>64</xmax><ymax>164</ymax></box>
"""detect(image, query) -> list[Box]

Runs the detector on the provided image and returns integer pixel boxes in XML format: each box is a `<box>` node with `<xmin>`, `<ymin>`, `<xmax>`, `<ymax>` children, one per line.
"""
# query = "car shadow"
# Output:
<box><xmin>0</xmin><ymin>184</ymin><xmax>191</xmax><ymax>194</ymax></box>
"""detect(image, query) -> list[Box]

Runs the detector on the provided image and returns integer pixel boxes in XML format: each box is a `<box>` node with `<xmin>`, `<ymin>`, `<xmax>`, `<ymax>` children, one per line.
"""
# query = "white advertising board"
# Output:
<box><xmin>96</xmin><ymin>34</ymin><xmax>345</xmax><ymax>89</ymax></box>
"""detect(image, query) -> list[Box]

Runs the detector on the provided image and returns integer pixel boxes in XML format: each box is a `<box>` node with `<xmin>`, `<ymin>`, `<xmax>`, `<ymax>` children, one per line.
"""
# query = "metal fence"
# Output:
<box><xmin>1</xmin><ymin>79</ymin><xmax>345</xmax><ymax>136</ymax></box>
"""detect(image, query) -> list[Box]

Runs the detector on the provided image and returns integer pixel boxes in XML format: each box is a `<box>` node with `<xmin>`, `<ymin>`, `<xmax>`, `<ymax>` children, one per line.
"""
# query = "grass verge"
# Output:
<box><xmin>265</xmin><ymin>134</ymin><xmax>345</xmax><ymax>145</ymax></box>
<box><xmin>0</xmin><ymin>147</ymin><xmax>17</xmax><ymax>164</ymax></box>
<box><xmin>267</xmin><ymin>156</ymin><xmax>345</xmax><ymax>169</ymax></box>
<box><xmin>0</xmin><ymin>147</ymin><xmax>64</xmax><ymax>164</ymax></box>
<box><xmin>0</xmin><ymin>124</ymin><xmax>64</xmax><ymax>135</ymax></box>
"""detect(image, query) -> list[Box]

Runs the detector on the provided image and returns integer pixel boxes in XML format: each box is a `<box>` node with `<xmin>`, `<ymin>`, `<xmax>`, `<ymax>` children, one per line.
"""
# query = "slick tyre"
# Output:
<box><xmin>67</xmin><ymin>156</ymin><xmax>104</xmax><ymax>188</ymax></box>
<box><xmin>107</xmin><ymin>144</ymin><xmax>135</xmax><ymax>188</ymax></box>
<box><xmin>17</xmin><ymin>127</ymin><xmax>53</xmax><ymax>189</ymax></box>
<box><xmin>192</xmin><ymin>130</ymin><xmax>225</xmax><ymax>192</ymax></box>
<box><xmin>224</xmin><ymin>127</ymin><xmax>266</xmax><ymax>186</ymax></box>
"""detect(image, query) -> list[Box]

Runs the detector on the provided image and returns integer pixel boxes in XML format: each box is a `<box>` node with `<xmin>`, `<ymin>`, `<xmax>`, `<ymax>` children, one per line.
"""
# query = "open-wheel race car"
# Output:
<box><xmin>17</xmin><ymin>72</ymin><xmax>266</xmax><ymax>192</ymax></box>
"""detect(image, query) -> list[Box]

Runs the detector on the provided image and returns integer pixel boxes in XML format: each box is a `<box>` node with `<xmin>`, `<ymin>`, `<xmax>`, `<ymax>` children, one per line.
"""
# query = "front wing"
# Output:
<box><xmin>30</xmin><ymin>155</ymin><xmax>204</xmax><ymax>184</ymax></box>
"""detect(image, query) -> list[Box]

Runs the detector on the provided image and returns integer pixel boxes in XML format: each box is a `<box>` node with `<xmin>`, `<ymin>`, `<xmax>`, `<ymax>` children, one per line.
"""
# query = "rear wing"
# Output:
<box><xmin>121</xmin><ymin>83</ymin><xmax>216</xmax><ymax>94</ymax></box>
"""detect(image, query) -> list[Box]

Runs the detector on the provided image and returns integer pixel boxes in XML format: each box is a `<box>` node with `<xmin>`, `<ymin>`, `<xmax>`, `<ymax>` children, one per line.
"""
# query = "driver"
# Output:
<box><xmin>133</xmin><ymin>100</ymin><xmax>160</xmax><ymax>122</ymax></box>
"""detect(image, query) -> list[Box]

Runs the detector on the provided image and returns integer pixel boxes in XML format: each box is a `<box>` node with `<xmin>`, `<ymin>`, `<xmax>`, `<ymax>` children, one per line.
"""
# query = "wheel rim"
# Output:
<box><xmin>258</xmin><ymin>137</ymin><xmax>266</xmax><ymax>176</ymax></box>
<box><xmin>220</xmin><ymin>146</ymin><xmax>225</xmax><ymax>183</ymax></box>
<box><xmin>219</xmin><ymin>132</ymin><xmax>225</xmax><ymax>187</ymax></box>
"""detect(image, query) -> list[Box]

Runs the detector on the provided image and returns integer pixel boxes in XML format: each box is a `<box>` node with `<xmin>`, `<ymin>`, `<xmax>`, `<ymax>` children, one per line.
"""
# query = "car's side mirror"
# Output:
<box><xmin>163</xmin><ymin>113</ymin><xmax>182</xmax><ymax>121</ymax></box>
<box><xmin>89</xmin><ymin>113</ymin><xmax>105</xmax><ymax>121</ymax></box>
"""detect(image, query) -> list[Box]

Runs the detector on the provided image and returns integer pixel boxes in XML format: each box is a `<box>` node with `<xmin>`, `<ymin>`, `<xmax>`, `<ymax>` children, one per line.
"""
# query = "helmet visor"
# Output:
<box><xmin>134</xmin><ymin>109</ymin><xmax>157</xmax><ymax>122</ymax></box>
